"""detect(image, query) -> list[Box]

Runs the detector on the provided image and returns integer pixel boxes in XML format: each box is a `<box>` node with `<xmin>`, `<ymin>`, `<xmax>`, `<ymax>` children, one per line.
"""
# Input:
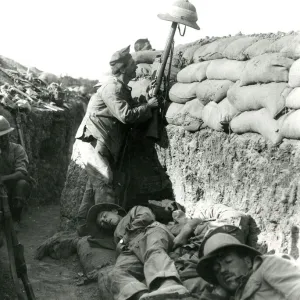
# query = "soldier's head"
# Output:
<box><xmin>197</xmin><ymin>233</ymin><xmax>261</xmax><ymax>294</ymax></box>
<box><xmin>0</xmin><ymin>116</ymin><xmax>13</xmax><ymax>150</ymax></box>
<box><xmin>87</xmin><ymin>203</ymin><xmax>127</xmax><ymax>234</ymax></box>
<box><xmin>96</xmin><ymin>209</ymin><xmax>123</xmax><ymax>230</ymax></box>
<box><xmin>109</xmin><ymin>45</ymin><xmax>137</xmax><ymax>81</ymax></box>
<box><xmin>134</xmin><ymin>38</ymin><xmax>152</xmax><ymax>52</ymax></box>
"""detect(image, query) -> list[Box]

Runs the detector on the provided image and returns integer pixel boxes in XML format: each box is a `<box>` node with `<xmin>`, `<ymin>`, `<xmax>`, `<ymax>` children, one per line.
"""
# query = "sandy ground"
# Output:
<box><xmin>0</xmin><ymin>204</ymin><xmax>99</xmax><ymax>300</ymax></box>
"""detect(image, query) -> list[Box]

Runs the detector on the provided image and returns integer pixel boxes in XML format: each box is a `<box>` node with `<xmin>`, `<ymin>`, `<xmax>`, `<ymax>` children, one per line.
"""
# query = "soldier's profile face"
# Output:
<box><xmin>96</xmin><ymin>210</ymin><xmax>121</xmax><ymax>229</ymax></box>
<box><xmin>126</xmin><ymin>58</ymin><xmax>137</xmax><ymax>79</ymax></box>
<box><xmin>213</xmin><ymin>250</ymin><xmax>252</xmax><ymax>292</ymax></box>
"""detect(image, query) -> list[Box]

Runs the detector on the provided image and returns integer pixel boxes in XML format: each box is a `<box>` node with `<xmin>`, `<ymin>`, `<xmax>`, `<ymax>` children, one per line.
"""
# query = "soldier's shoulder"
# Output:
<box><xmin>101</xmin><ymin>78</ymin><xmax>123</xmax><ymax>94</ymax></box>
<box><xmin>9</xmin><ymin>142</ymin><xmax>26</xmax><ymax>155</ymax></box>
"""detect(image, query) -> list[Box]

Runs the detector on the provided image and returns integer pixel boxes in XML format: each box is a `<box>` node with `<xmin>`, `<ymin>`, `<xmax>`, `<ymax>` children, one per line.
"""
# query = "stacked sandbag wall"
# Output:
<box><xmin>136</xmin><ymin>32</ymin><xmax>300</xmax><ymax>146</ymax></box>
<box><xmin>131</xmin><ymin>32</ymin><xmax>300</xmax><ymax>257</ymax></box>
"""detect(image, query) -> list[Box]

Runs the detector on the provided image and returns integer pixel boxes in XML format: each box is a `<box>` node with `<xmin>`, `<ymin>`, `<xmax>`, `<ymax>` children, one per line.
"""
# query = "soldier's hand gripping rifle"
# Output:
<box><xmin>0</xmin><ymin>183</ymin><xmax>36</xmax><ymax>300</ymax></box>
<box><xmin>145</xmin><ymin>0</ymin><xmax>200</xmax><ymax>140</ymax></box>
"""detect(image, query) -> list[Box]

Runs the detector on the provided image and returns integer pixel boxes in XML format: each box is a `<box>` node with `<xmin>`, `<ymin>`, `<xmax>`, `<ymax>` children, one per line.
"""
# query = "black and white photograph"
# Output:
<box><xmin>0</xmin><ymin>0</ymin><xmax>300</xmax><ymax>299</ymax></box>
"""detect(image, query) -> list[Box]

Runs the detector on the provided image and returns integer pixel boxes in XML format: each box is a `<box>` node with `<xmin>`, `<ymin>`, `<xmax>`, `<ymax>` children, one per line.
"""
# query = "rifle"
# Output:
<box><xmin>14</xmin><ymin>108</ymin><xmax>26</xmax><ymax>149</ymax></box>
<box><xmin>0</xmin><ymin>183</ymin><xmax>36</xmax><ymax>300</ymax></box>
<box><xmin>145</xmin><ymin>22</ymin><xmax>178</xmax><ymax>140</ymax></box>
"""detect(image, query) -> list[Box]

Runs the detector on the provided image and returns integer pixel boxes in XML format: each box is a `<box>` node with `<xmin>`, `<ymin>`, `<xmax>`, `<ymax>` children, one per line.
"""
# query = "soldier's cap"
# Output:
<box><xmin>87</xmin><ymin>203</ymin><xmax>127</xmax><ymax>236</ymax></box>
<box><xmin>109</xmin><ymin>45</ymin><xmax>132</xmax><ymax>66</ymax></box>
<box><xmin>196</xmin><ymin>233</ymin><xmax>261</xmax><ymax>285</ymax></box>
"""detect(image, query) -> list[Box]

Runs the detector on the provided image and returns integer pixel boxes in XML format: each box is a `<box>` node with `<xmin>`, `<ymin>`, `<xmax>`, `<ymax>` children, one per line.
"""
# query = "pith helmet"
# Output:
<box><xmin>158</xmin><ymin>0</ymin><xmax>200</xmax><ymax>30</ymax></box>
<box><xmin>196</xmin><ymin>233</ymin><xmax>261</xmax><ymax>284</ymax></box>
<box><xmin>0</xmin><ymin>116</ymin><xmax>14</xmax><ymax>137</ymax></box>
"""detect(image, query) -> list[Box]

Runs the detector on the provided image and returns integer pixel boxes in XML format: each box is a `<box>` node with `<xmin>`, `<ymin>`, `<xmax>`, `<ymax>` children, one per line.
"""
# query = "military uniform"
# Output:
<box><xmin>0</xmin><ymin>142</ymin><xmax>31</xmax><ymax>221</ymax></box>
<box><xmin>76</xmin><ymin>77</ymin><xmax>152</xmax><ymax>220</ymax></box>
<box><xmin>108</xmin><ymin>206</ymin><xmax>181</xmax><ymax>300</ymax></box>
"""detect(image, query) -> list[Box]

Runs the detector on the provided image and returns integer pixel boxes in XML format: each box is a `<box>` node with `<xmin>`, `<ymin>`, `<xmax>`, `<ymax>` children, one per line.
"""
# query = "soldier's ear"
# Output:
<box><xmin>244</xmin><ymin>256</ymin><xmax>253</xmax><ymax>269</ymax></box>
<box><xmin>111</xmin><ymin>209</ymin><xmax>119</xmax><ymax>215</ymax></box>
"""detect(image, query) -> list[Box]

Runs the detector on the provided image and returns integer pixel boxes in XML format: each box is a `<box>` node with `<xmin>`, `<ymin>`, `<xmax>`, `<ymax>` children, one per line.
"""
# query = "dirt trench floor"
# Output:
<box><xmin>0</xmin><ymin>205</ymin><xmax>99</xmax><ymax>300</ymax></box>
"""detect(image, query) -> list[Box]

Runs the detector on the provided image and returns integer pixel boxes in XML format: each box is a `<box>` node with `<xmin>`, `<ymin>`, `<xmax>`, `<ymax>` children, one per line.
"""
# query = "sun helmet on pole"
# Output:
<box><xmin>158</xmin><ymin>0</ymin><xmax>200</xmax><ymax>30</ymax></box>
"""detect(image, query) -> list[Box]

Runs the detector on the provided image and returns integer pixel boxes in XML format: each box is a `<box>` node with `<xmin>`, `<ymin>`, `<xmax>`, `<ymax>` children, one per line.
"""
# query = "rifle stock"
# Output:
<box><xmin>146</xmin><ymin>22</ymin><xmax>178</xmax><ymax>140</ymax></box>
<box><xmin>0</xmin><ymin>184</ymin><xmax>36</xmax><ymax>300</ymax></box>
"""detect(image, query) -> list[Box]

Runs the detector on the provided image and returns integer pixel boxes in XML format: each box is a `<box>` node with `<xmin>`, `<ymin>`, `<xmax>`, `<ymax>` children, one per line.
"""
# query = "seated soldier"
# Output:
<box><xmin>87</xmin><ymin>203</ymin><xmax>189</xmax><ymax>300</ymax></box>
<box><xmin>134</xmin><ymin>38</ymin><xmax>153</xmax><ymax>52</ymax></box>
<box><xmin>0</xmin><ymin>116</ymin><xmax>32</xmax><ymax>225</ymax></box>
<box><xmin>196</xmin><ymin>233</ymin><xmax>300</xmax><ymax>300</ymax></box>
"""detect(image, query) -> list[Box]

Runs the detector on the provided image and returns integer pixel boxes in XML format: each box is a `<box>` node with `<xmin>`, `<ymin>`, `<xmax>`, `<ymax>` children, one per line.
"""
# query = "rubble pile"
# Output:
<box><xmin>0</xmin><ymin>55</ymin><xmax>97</xmax><ymax>116</ymax></box>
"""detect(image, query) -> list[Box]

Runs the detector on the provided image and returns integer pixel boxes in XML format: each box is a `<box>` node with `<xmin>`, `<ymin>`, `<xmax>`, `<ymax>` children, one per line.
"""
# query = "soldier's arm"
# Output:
<box><xmin>1</xmin><ymin>144</ymin><xmax>29</xmax><ymax>182</ymax></box>
<box><xmin>102</xmin><ymin>87</ymin><xmax>152</xmax><ymax>124</ymax></box>
<box><xmin>173</xmin><ymin>218</ymin><xmax>204</xmax><ymax>249</ymax></box>
<box><xmin>262</xmin><ymin>255</ymin><xmax>300</xmax><ymax>299</ymax></box>
<box><xmin>127</xmin><ymin>206</ymin><xmax>156</xmax><ymax>231</ymax></box>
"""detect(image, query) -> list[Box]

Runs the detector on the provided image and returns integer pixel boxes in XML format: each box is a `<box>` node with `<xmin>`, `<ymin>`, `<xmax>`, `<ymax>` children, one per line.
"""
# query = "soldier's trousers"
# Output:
<box><xmin>77</xmin><ymin>139</ymin><xmax>115</xmax><ymax>220</ymax></box>
<box><xmin>108</xmin><ymin>226</ymin><xmax>180</xmax><ymax>300</ymax></box>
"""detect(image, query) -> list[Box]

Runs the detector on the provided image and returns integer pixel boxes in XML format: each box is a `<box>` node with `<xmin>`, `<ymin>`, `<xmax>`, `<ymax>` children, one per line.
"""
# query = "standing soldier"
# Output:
<box><xmin>75</xmin><ymin>45</ymin><xmax>158</xmax><ymax>236</ymax></box>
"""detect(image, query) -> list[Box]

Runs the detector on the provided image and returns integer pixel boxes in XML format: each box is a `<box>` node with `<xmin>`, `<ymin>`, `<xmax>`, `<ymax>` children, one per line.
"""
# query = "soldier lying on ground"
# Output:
<box><xmin>87</xmin><ymin>202</ymin><xmax>190</xmax><ymax>300</ymax></box>
<box><xmin>196</xmin><ymin>233</ymin><xmax>300</xmax><ymax>300</ymax></box>
<box><xmin>75</xmin><ymin>45</ymin><xmax>158</xmax><ymax>236</ymax></box>
<box><xmin>0</xmin><ymin>116</ymin><xmax>32</xmax><ymax>229</ymax></box>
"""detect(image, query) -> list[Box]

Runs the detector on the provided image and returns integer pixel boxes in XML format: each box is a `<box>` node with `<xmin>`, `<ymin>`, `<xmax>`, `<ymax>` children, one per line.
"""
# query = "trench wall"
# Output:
<box><xmin>156</xmin><ymin>125</ymin><xmax>300</xmax><ymax>258</ymax></box>
<box><xmin>0</xmin><ymin>102</ymin><xmax>84</xmax><ymax>205</ymax></box>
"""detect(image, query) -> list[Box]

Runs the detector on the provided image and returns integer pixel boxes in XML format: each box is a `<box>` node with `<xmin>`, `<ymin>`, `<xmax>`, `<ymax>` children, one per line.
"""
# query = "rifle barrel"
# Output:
<box><xmin>153</xmin><ymin>22</ymin><xmax>178</xmax><ymax>97</ymax></box>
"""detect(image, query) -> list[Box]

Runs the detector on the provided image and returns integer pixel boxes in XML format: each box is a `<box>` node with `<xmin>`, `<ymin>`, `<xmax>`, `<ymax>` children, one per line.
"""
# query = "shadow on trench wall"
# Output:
<box><xmin>60</xmin><ymin>125</ymin><xmax>174</xmax><ymax>230</ymax></box>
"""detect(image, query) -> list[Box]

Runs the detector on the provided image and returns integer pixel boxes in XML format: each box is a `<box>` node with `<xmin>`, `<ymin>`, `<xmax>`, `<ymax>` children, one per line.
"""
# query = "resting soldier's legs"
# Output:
<box><xmin>108</xmin><ymin>251</ymin><xmax>148</xmax><ymax>300</ymax></box>
<box><xmin>135</xmin><ymin>227</ymin><xmax>181</xmax><ymax>289</ymax></box>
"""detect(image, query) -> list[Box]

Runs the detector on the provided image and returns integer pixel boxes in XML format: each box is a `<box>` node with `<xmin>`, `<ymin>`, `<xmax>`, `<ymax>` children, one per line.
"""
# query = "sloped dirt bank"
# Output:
<box><xmin>156</xmin><ymin>125</ymin><xmax>300</xmax><ymax>257</ymax></box>
<box><xmin>0</xmin><ymin>102</ymin><xmax>84</xmax><ymax>205</ymax></box>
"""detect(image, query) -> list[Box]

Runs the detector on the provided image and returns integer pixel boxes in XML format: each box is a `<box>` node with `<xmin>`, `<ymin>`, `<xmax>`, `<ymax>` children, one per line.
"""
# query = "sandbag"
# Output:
<box><xmin>135</xmin><ymin>63</ymin><xmax>152</xmax><ymax>78</ymax></box>
<box><xmin>280</xmin><ymin>110</ymin><xmax>300</xmax><ymax>139</ymax></box>
<box><xmin>206</xmin><ymin>59</ymin><xmax>247</xmax><ymax>82</ymax></box>
<box><xmin>266</xmin><ymin>35</ymin><xmax>296</xmax><ymax>53</ymax></box>
<box><xmin>240</xmin><ymin>53</ymin><xmax>293</xmax><ymax>86</ymax></box>
<box><xmin>98</xmin><ymin>265</ymin><xmax>114</xmax><ymax>300</ymax></box>
<box><xmin>281</xmin><ymin>35</ymin><xmax>300</xmax><ymax>59</ymax></box>
<box><xmin>129</xmin><ymin>78</ymin><xmax>151</xmax><ymax>104</ymax></box>
<box><xmin>179</xmin><ymin>98</ymin><xmax>204</xmax><ymax>119</ymax></box>
<box><xmin>202</xmin><ymin>98</ymin><xmax>239</xmax><ymax>131</ymax></box>
<box><xmin>169</xmin><ymin>82</ymin><xmax>199</xmax><ymax>104</ymax></box>
<box><xmin>227</xmin><ymin>81</ymin><xmax>289</xmax><ymax>117</ymax></box>
<box><xmin>181</xmin><ymin>44</ymin><xmax>201</xmax><ymax>65</ymax></box>
<box><xmin>244</xmin><ymin>38</ymin><xmax>277</xmax><ymax>59</ymax></box>
<box><xmin>77</xmin><ymin>237</ymin><xmax>116</xmax><ymax>274</ymax></box>
<box><xmin>165</xmin><ymin>102</ymin><xmax>185</xmax><ymax>125</ymax></box>
<box><xmin>196</xmin><ymin>80</ymin><xmax>233</xmax><ymax>105</ymax></box>
<box><xmin>165</xmin><ymin>99</ymin><xmax>204</xmax><ymax>132</ymax></box>
<box><xmin>223</xmin><ymin>37</ymin><xmax>259</xmax><ymax>61</ymax></box>
<box><xmin>177</xmin><ymin>61</ymin><xmax>210</xmax><ymax>83</ymax></box>
<box><xmin>131</xmin><ymin>50</ymin><xmax>163</xmax><ymax>64</ymax></box>
<box><xmin>288</xmin><ymin>58</ymin><xmax>300</xmax><ymax>87</ymax></box>
<box><xmin>193</xmin><ymin>36</ymin><xmax>240</xmax><ymax>62</ymax></box>
<box><xmin>286</xmin><ymin>87</ymin><xmax>300</xmax><ymax>109</ymax></box>
<box><xmin>230</xmin><ymin>108</ymin><xmax>283</xmax><ymax>145</ymax></box>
